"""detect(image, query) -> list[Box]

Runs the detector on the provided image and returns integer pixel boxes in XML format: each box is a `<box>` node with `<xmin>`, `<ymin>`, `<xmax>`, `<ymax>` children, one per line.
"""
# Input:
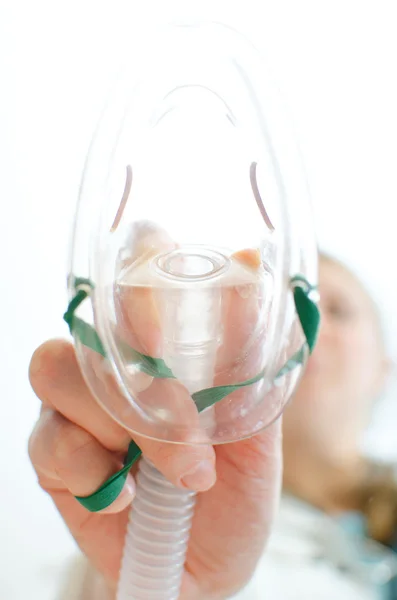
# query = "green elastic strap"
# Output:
<box><xmin>75</xmin><ymin>439</ymin><xmax>142</xmax><ymax>512</ymax></box>
<box><xmin>290</xmin><ymin>275</ymin><xmax>319</xmax><ymax>353</ymax></box>
<box><xmin>64</xmin><ymin>274</ymin><xmax>320</xmax><ymax>511</ymax></box>
<box><xmin>63</xmin><ymin>285</ymin><xmax>174</xmax><ymax>378</ymax></box>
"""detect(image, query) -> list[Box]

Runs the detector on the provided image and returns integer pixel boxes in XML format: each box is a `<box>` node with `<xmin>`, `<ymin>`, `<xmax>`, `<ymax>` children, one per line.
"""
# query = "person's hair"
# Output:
<box><xmin>353</xmin><ymin>464</ymin><xmax>397</xmax><ymax>547</ymax></box>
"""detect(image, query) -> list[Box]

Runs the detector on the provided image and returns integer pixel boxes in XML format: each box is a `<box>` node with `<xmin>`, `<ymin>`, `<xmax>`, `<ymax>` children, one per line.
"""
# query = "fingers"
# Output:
<box><xmin>216</xmin><ymin>251</ymin><xmax>263</xmax><ymax>373</ymax></box>
<box><xmin>113</xmin><ymin>220</ymin><xmax>202</xmax><ymax>429</ymax></box>
<box><xmin>115</xmin><ymin>284</ymin><xmax>163</xmax><ymax>358</ymax></box>
<box><xmin>29</xmin><ymin>340</ymin><xmax>131</xmax><ymax>453</ymax></box>
<box><xmin>28</xmin><ymin>407</ymin><xmax>135</xmax><ymax>513</ymax></box>
<box><xmin>95</xmin><ymin>369</ymin><xmax>216</xmax><ymax>491</ymax></box>
<box><xmin>116</xmin><ymin>220</ymin><xmax>176</xmax><ymax>277</ymax></box>
<box><xmin>30</xmin><ymin>220</ymin><xmax>217</xmax><ymax>498</ymax></box>
<box><xmin>29</xmin><ymin>339</ymin><xmax>216</xmax><ymax>493</ymax></box>
<box><xmin>115</xmin><ymin>220</ymin><xmax>176</xmax><ymax>357</ymax></box>
<box><xmin>113</xmin><ymin>221</ymin><xmax>215</xmax><ymax>484</ymax></box>
<box><xmin>186</xmin><ymin>418</ymin><xmax>283</xmax><ymax>596</ymax></box>
<box><xmin>28</xmin><ymin>401</ymin><xmax>131</xmax><ymax>584</ymax></box>
<box><xmin>186</xmin><ymin>253</ymin><xmax>283</xmax><ymax>589</ymax></box>
<box><xmin>135</xmin><ymin>432</ymin><xmax>216</xmax><ymax>492</ymax></box>
<box><xmin>212</xmin><ymin>250</ymin><xmax>279</xmax><ymax>440</ymax></box>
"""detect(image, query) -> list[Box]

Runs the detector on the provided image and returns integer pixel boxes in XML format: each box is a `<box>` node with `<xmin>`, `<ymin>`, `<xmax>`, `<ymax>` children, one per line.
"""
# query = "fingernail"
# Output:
<box><xmin>128</xmin><ymin>221</ymin><xmax>175</xmax><ymax>260</ymax></box>
<box><xmin>180</xmin><ymin>460</ymin><xmax>217</xmax><ymax>492</ymax></box>
<box><xmin>100</xmin><ymin>474</ymin><xmax>136</xmax><ymax>514</ymax></box>
<box><xmin>232</xmin><ymin>248</ymin><xmax>262</xmax><ymax>269</ymax></box>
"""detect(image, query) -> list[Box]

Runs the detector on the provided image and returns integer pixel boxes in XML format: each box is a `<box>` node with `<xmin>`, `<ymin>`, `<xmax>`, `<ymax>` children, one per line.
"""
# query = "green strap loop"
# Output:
<box><xmin>76</xmin><ymin>439</ymin><xmax>142</xmax><ymax>512</ymax></box>
<box><xmin>291</xmin><ymin>275</ymin><xmax>319</xmax><ymax>353</ymax></box>
<box><xmin>64</xmin><ymin>274</ymin><xmax>320</xmax><ymax>511</ymax></box>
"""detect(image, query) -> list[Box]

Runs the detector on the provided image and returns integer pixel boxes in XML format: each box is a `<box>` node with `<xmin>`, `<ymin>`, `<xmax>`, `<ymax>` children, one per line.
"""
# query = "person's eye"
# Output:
<box><xmin>324</xmin><ymin>302</ymin><xmax>355</xmax><ymax>321</ymax></box>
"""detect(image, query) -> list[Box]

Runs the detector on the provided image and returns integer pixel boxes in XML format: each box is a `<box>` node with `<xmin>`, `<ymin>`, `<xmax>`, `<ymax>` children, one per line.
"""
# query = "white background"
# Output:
<box><xmin>1</xmin><ymin>1</ymin><xmax>397</xmax><ymax>598</ymax></box>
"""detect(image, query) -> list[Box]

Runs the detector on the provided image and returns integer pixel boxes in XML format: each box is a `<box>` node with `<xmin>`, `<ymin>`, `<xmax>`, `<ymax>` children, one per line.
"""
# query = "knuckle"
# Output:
<box><xmin>27</xmin><ymin>410</ymin><xmax>53</xmax><ymax>467</ymax></box>
<box><xmin>29</xmin><ymin>341</ymin><xmax>56</xmax><ymax>385</ymax></box>
<box><xmin>27</xmin><ymin>427</ymin><xmax>40</xmax><ymax>465</ymax></box>
<box><xmin>28</xmin><ymin>339</ymin><xmax>73</xmax><ymax>391</ymax></box>
<box><xmin>28</xmin><ymin>412</ymin><xmax>58</xmax><ymax>480</ymax></box>
<box><xmin>35</xmin><ymin>472</ymin><xmax>64</xmax><ymax>494</ymax></box>
<box><xmin>51</xmin><ymin>417</ymin><xmax>94</xmax><ymax>465</ymax></box>
<box><xmin>29</xmin><ymin>409</ymin><xmax>95</xmax><ymax>472</ymax></box>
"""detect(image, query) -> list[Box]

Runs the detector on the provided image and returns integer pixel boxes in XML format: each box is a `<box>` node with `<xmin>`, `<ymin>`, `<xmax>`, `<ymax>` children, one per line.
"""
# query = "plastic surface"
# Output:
<box><xmin>117</xmin><ymin>457</ymin><xmax>195</xmax><ymax>600</ymax></box>
<box><xmin>69</xmin><ymin>20</ymin><xmax>318</xmax><ymax>446</ymax></box>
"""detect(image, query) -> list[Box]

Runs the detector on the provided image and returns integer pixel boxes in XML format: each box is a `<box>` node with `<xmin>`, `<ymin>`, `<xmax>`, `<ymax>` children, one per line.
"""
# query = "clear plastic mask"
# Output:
<box><xmin>68</xmin><ymin>21</ymin><xmax>318</xmax><ymax>445</ymax></box>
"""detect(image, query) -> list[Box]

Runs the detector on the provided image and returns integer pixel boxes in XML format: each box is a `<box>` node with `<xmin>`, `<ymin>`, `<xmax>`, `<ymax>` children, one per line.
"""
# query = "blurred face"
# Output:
<box><xmin>283</xmin><ymin>257</ymin><xmax>387</xmax><ymax>457</ymax></box>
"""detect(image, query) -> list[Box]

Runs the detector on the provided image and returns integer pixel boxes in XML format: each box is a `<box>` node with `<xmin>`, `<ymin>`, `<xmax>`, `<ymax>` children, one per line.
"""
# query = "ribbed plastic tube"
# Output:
<box><xmin>116</xmin><ymin>457</ymin><xmax>196</xmax><ymax>600</ymax></box>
